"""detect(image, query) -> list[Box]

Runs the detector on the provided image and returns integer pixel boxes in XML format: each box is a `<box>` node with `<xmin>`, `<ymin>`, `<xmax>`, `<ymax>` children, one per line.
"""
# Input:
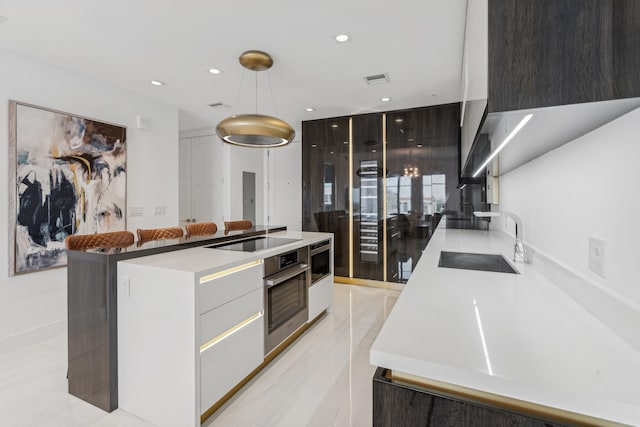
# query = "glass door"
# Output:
<box><xmin>352</xmin><ymin>114</ymin><xmax>384</xmax><ymax>281</ymax></box>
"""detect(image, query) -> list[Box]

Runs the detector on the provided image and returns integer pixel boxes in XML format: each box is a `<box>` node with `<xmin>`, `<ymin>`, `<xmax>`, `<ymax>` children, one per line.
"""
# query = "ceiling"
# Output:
<box><xmin>0</xmin><ymin>0</ymin><xmax>468</xmax><ymax>138</ymax></box>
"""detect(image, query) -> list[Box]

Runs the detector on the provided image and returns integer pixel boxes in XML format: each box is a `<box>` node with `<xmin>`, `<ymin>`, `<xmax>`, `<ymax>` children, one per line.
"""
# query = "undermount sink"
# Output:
<box><xmin>438</xmin><ymin>251</ymin><xmax>519</xmax><ymax>274</ymax></box>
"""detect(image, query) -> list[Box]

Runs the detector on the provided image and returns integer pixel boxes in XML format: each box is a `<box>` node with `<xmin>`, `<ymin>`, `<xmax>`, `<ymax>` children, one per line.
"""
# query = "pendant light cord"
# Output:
<box><xmin>234</xmin><ymin>69</ymin><xmax>246</xmax><ymax>113</ymax></box>
<box><xmin>267</xmin><ymin>70</ymin><xmax>278</xmax><ymax>115</ymax></box>
<box><xmin>255</xmin><ymin>71</ymin><xmax>258</xmax><ymax>114</ymax></box>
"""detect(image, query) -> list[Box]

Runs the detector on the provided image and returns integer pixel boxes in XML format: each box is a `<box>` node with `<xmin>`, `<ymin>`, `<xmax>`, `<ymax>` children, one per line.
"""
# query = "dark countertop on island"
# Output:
<box><xmin>69</xmin><ymin>225</ymin><xmax>287</xmax><ymax>260</ymax></box>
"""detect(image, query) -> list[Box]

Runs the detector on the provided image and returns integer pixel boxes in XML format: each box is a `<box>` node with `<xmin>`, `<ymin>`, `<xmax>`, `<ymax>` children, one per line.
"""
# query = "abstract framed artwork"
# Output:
<box><xmin>8</xmin><ymin>101</ymin><xmax>127</xmax><ymax>275</ymax></box>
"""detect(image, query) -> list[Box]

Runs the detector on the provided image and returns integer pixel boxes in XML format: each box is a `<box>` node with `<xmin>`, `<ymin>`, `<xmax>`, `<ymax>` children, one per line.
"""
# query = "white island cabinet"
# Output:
<box><xmin>116</xmin><ymin>231</ymin><xmax>333</xmax><ymax>427</ymax></box>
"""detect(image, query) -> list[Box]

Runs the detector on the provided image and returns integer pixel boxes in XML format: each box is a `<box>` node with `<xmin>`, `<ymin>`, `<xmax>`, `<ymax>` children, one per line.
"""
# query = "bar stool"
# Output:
<box><xmin>65</xmin><ymin>230</ymin><xmax>135</xmax><ymax>250</ymax></box>
<box><xmin>224</xmin><ymin>220</ymin><xmax>253</xmax><ymax>234</ymax></box>
<box><xmin>136</xmin><ymin>227</ymin><xmax>184</xmax><ymax>243</ymax></box>
<box><xmin>185</xmin><ymin>222</ymin><xmax>218</xmax><ymax>237</ymax></box>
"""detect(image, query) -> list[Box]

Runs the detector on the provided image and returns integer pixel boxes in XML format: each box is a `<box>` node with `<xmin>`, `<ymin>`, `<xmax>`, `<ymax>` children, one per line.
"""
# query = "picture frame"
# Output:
<box><xmin>8</xmin><ymin>101</ymin><xmax>127</xmax><ymax>275</ymax></box>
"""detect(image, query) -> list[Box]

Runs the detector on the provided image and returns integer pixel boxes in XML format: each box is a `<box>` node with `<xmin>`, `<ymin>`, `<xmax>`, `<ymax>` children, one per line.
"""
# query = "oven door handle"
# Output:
<box><xmin>265</xmin><ymin>264</ymin><xmax>310</xmax><ymax>288</ymax></box>
<box><xmin>310</xmin><ymin>245</ymin><xmax>331</xmax><ymax>256</ymax></box>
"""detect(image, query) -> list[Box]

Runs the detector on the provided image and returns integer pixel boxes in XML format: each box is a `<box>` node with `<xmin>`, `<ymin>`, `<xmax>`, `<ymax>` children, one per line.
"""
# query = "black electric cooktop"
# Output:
<box><xmin>205</xmin><ymin>236</ymin><xmax>300</xmax><ymax>252</ymax></box>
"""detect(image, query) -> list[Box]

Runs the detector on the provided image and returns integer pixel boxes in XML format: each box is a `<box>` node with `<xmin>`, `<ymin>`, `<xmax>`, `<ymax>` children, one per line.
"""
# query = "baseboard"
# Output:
<box><xmin>0</xmin><ymin>319</ymin><xmax>66</xmax><ymax>354</ymax></box>
<box><xmin>492</xmin><ymin>228</ymin><xmax>640</xmax><ymax>353</ymax></box>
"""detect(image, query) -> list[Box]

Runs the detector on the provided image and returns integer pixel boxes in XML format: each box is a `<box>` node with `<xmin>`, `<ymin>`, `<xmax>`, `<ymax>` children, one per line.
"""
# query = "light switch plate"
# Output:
<box><xmin>588</xmin><ymin>236</ymin><xmax>605</xmax><ymax>277</ymax></box>
<box><xmin>128</xmin><ymin>206</ymin><xmax>144</xmax><ymax>217</ymax></box>
<box><xmin>153</xmin><ymin>205</ymin><xmax>166</xmax><ymax>216</ymax></box>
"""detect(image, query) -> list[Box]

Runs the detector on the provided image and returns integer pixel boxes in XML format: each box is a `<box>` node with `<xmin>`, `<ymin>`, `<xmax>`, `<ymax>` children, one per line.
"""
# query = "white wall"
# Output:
<box><xmin>498</xmin><ymin>107</ymin><xmax>640</xmax><ymax>319</ymax></box>
<box><xmin>0</xmin><ymin>49</ymin><xmax>179</xmax><ymax>350</ymax></box>
<box><xmin>266</xmin><ymin>142</ymin><xmax>302</xmax><ymax>231</ymax></box>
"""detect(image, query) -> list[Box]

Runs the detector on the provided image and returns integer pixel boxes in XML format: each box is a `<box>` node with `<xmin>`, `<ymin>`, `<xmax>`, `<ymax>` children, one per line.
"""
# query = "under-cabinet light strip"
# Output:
<box><xmin>349</xmin><ymin>117</ymin><xmax>354</xmax><ymax>278</ymax></box>
<box><xmin>472</xmin><ymin>113</ymin><xmax>533</xmax><ymax>177</ymax></box>
<box><xmin>200</xmin><ymin>311</ymin><xmax>263</xmax><ymax>353</ymax></box>
<box><xmin>199</xmin><ymin>259</ymin><xmax>263</xmax><ymax>284</ymax></box>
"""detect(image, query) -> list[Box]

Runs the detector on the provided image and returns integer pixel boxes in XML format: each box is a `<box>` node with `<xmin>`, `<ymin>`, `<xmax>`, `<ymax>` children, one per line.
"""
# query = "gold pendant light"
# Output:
<box><xmin>216</xmin><ymin>50</ymin><xmax>295</xmax><ymax>148</ymax></box>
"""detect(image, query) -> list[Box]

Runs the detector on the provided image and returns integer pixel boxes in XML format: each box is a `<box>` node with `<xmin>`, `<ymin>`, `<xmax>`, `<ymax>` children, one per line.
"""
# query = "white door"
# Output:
<box><xmin>179</xmin><ymin>135</ymin><xmax>225</xmax><ymax>226</ymax></box>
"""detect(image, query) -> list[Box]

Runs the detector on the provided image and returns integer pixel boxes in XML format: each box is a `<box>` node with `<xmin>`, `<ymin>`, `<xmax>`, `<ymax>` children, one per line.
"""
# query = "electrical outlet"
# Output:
<box><xmin>153</xmin><ymin>205</ymin><xmax>166</xmax><ymax>216</ymax></box>
<box><xmin>128</xmin><ymin>206</ymin><xmax>144</xmax><ymax>217</ymax></box>
<box><xmin>118</xmin><ymin>275</ymin><xmax>130</xmax><ymax>297</ymax></box>
<box><xmin>588</xmin><ymin>236</ymin><xmax>605</xmax><ymax>277</ymax></box>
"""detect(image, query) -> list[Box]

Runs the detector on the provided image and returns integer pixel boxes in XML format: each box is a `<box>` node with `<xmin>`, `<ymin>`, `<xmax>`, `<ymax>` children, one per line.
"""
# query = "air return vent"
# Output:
<box><xmin>364</xmin><ymin>73</ymin><xmax>390</xmax><ymax>85</ymax></box>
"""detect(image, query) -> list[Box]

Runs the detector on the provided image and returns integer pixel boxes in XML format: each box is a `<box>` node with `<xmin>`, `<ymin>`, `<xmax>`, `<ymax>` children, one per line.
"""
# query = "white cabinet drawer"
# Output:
<box><xmin>199</xmin><ymin>261</ymin><xmax>263</xmax><ymax>314</ymax></box>
<box><xmin>309</xmin><ymin>275</ymin><xmax>333</xmax><ymax>321</ymax></box>
<box><xmin>200</xmin><ymin>288</ymin><xmax>263</xmax><ymax>346</ymax></box>
<box><xmin>200</xmin><ymin>313</ymin><xmax>263</xmax><ymax>413</ymax></box>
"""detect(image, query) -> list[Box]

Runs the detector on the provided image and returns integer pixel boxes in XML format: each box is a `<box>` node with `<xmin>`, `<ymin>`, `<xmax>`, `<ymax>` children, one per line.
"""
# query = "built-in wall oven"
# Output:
<box><xmin>309</xmin><ymin>239</ymin><xmax>331</xmax><ymax>285</ymax></box>
<box><xmin>263</xmin><ymin>246</ymin><xmax>310</xmax><ymax>355</ymax></box>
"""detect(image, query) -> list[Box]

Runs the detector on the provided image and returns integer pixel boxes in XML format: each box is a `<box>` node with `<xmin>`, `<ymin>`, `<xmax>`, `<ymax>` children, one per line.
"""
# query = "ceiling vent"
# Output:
<box><xmin>208</xmin><ymin>102</ymin><xmax>229</xmax><ymax>109</ymax></box>
<box><xmin>364</xmin><ymin>73</ymin><xmax>390</xmax><ymax>85</ymax></box>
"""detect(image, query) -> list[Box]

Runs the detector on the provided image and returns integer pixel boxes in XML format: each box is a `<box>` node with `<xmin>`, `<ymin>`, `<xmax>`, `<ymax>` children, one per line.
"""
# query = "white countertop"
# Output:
<box><xmin>118</xmin><ymin>231</ymin><xmax>331</xmax><ymax>276</ymax></box>
<box><xmin>370</xmin><ymin>223</ymin><xmax>640</xmax><ymax>425</ymax></box>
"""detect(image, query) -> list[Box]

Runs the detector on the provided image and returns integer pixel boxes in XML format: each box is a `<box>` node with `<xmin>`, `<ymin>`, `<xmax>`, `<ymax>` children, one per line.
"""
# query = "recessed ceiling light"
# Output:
<box><xmin>371</xmin><ymin>149</ymin><xmax>377</xmax><ymax>153</ymax></box>
<box><xmin>417</xmin><ymin>144</ymin><xmax>423</xmax><ymax>147</ymax></box>
<box><xmin>150</xmin><ymin>80</ymin><xmax>165</xmax><ymax>86</ymax></box>
<box><xmin>330</xmin><ymin>151</ymin><xmax>334</xmax><ymax>154</ymax></box>
<box><xmin>311</xmin><ymin>144</ymin><xmax>318</xmax><ymax>148</ymax></box>
<box><xmin>331</xmin><ymin>124</ymin><xmax>339</xmax><ymax>128</ymax></box>
<box><xmin>381</xmin><ymin>97</ymin><xmax>391</xmax><ymax>102</ymax></box>
<box><xmin>408</xmin><ymin>138</ymin><xmax>415</xmax><ymax>142</ymax></box>
<box><xmin>305</xmin><ymin>107</ymin><xmax>315</xmax><ymax>112</ymax></box>
<box><xmin>395</xmin><ymin>118</ymin><xmax>403</xmax><ymax>123</ymax></box>
<box><xmin>335</xmin><ymin>33</ymin><xmax>350</xmax><ymax>43</ymax></box>
<box><xmin>343</xmin><ymin>141</ymin><xmax>349</xmax><ymax>145</ymax></box>
<box><xmin>208</xmin><ymin>68</ymin><xmax>222</xmax><ymax>75</ymax></box>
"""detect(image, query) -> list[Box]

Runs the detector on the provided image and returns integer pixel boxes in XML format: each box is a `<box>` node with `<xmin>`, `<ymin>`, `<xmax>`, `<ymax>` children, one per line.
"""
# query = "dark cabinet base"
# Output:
<box><xmin>373</xmin><ymin>368</ymin><xmax>570</xmax><ymax>427</ymax></box>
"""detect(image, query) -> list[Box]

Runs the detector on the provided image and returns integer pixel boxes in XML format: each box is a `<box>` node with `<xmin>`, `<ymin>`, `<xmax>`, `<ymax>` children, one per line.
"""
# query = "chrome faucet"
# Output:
<box><xmin>473</xmin><ymin>211</ymin><xmax>527</xmax><ymax>262</ymax></box>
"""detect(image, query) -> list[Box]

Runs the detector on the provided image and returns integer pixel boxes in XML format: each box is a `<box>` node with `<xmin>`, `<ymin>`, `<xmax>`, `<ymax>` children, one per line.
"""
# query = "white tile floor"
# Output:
<box><xmin>0</xmin><ymin>284</ymin><xmax>399</xmax><ymax>427</ymax></box>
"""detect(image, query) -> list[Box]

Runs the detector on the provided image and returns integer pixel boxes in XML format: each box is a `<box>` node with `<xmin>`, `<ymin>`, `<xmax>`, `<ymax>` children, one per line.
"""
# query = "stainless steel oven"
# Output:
<box><xmin>264</xmin><ymin>246</ymin><xmax>310</xmax><ymax>355</ymax></box>
<box><xmin>309</xmin><ymin>239</ymin><xmax>331</xmax><ymax>285</ymax></box>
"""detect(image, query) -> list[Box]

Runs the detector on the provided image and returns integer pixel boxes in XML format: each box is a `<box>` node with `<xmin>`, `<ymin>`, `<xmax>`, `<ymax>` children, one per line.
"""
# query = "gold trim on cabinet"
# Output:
<box><xmin>334</xmin><ymin>276</ymin><xmax>404</xmax><ymax>291</ymax></box>
<box><xmin>200</xmin><ymin>311</ymin><xmax>327</xmax><ymax>423</ymax></box>
<box><xmin>389</xmin><ymin>370</ymin><xmax>628</xmax><ymax>427</ymax></box>
<box><xmin>382</xmin><ymin>113</ymin><xmax>387</xmax><ymax>282</ymax></box>
<box><xmin>199</xmin><ymin>311</ymin><xmax>262</xmax><ymax>353</ymax></box>
<box><xmin>348</xmin><ymin>117</ymin><xmax>354</xmax><ymax>278</ymax></box>
<box><xmin>199</xmin><ymin>259</ymin><xmax>263</xmax><ymax>284</ymax></box>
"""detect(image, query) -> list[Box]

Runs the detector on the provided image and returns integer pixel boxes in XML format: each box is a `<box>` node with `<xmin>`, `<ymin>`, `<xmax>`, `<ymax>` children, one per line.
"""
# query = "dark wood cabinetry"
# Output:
<box><xmin>373</xmin><ymin>368</ymin><xmax>569</xmax><ymax>427</ymax></box>
<box><xmin>488</xmin><ymin>0</ymin><xmax>640</xmax><ymax>113</ymax></box>
<box><xmin>461</xmin><ymin>0</ymin><xmax>640</xmax><ymax>176</ymax></box>
<box><xmin>302</xmin><ymin>104</ymin><xmax>467</xmax><ymax>285</ymax></box>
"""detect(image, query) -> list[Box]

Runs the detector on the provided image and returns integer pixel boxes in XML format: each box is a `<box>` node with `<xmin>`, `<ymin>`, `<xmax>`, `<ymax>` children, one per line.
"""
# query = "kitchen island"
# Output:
<box><xmin>115</xmin><ymin>230</ymin><xmax>333</xmax><ymax>427</ymax></box>
<box><xmin>370</xmin><ymin>220</ymin><xmax>640</xmax><ymax>426</ymax></box>
<box><xmin>66</xmin><ymin>225</ymin><xmax>286</xmax><ymax>412</ymax></box>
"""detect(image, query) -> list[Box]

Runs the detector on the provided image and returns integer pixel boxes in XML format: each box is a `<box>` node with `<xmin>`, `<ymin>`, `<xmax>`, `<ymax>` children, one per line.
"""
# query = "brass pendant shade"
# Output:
<box><xmin>216</xmin><ymin>50</ymin><xmax>295</xmax><ymax>148</ymax></box>
<box><xmin>216</xmin><ymin>114</ymin><xmax>294</xmax><ymax>147</ymax></box>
